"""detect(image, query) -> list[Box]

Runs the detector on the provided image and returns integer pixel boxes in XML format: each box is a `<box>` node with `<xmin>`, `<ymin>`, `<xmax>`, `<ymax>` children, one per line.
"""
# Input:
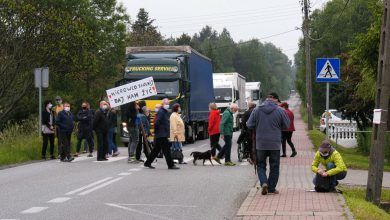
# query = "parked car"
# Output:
<box><xmin>319</xmin><ymin>109</ymin><xmax>351</xmax><ymax>132</ymax></box>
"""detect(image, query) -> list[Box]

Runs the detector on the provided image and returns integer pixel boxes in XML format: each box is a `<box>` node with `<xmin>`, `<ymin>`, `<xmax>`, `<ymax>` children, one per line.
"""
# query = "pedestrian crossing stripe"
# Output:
<box><xmin>316</xmin><ymin>58</ymin><xmax>340</xmax><ymax>83</ymax></box>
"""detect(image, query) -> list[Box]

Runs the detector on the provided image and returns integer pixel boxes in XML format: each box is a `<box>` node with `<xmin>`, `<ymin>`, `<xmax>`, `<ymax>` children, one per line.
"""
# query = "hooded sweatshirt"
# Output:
<box><xmin>246</xmin><ymin>100</ymin><xmax>290</xmax><ymax>150</ymax></box>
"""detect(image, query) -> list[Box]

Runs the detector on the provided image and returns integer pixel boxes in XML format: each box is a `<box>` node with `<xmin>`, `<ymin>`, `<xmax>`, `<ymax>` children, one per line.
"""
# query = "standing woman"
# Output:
<box><xmin>208</xmin><ymin>102</ymin><xmax>221</xmax><ymax>162</ymax></box>
<box><xmin>169</xmin><ymin>103</ymin><xmax>186</xmax><ymax>164</ymax></box>
<box><xmin>41</xmin><ymin>100</ymin><xmax>55</xmax><ymax>159</ymax></box>
<box><xmin>280</xmin><ymin>102</ymin><xmax>297</xmax><ymax>157</ymax></box>
<box><xmin>127</xmin><ymin>101</ymin><xmax>140</xmax><ymax>163</ymax></box>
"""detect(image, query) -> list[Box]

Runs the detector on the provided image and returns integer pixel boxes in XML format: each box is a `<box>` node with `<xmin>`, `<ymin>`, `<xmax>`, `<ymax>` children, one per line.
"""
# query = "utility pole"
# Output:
<box><xmin>366</xmin><ymin>0</ymin><xmax>390</xmax><ymax>205</ymax></box>
<box><xmin>303</xmin><ymin>0</ymin><xmax>313</xmax><ymax>130</ymax></box>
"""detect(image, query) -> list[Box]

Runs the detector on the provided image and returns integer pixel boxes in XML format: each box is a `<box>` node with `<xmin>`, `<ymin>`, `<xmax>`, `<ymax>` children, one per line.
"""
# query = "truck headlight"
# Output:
<box><xmin>122</xmin><ymin>122</ymin><xmax>128</xmax><ymax>133</ymax></box>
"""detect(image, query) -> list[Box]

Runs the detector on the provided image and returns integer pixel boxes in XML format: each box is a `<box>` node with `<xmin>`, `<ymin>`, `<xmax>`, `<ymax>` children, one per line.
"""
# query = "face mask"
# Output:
<box><xmin>320</xmin><ymin>151</ymin><xmax>329</xmax><ymax>157</ymax></box>
<box><xmin>155</xmin><ymin>108</ymin><xmax>159</xmax><ymax>112</ymax></box>
<box><xmin>56</xmin><ymin>100</ymin><xmax>62</xmax><ymax>104</ymax></box>
<box><xmin>82</xmin><ymin>106</ymin><xmax>87</xmax><ymax>110</ymax></box>
<box><xmin>102</xmin><ymin>105</ymin><xmax>108</xmax><ymax>110</ymax></box>
<box><xmin>163</xmin><ymin>104</ymin><xmax>170</xmax><ymax>110</ymax></box>
<box><xmin>178</xmin><ymin>108</ymin><xmax>181</xmax><ymax>113</ymax></box>
<box><xmin>64</xmin><ymin>107</ymin><xmax>70</xmax><ymax>112</ymax></box>
<box><xmin>47</xmin><ymin>104</ymin><xmax>53</xmax><ymax>109</ymax></box>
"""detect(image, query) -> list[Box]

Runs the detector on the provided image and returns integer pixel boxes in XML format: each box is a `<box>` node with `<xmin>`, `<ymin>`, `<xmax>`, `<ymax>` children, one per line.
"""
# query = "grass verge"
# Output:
<box><xmin>340</xmin><ymin>186</ymin><xmax>390</xmax><ymax>220</ymax></box>
<box><xmin>308</xmin><ymin>129</ymin><xmax>390</xmax><ymax>171</ymax></box>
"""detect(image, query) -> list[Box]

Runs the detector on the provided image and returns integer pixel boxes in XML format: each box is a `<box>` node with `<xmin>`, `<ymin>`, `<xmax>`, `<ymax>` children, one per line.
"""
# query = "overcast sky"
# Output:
<box><xmin>118</xmin><ymin>0</ymin><xmax>329</xmax><ymax>62</ymax></box>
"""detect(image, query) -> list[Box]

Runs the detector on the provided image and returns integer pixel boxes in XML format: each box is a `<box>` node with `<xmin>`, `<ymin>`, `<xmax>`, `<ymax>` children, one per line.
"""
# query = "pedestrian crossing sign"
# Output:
<box><xmin>316</xmin><ymin>58</ymin><xmax>340</xmax><ymax>83</ymax></box>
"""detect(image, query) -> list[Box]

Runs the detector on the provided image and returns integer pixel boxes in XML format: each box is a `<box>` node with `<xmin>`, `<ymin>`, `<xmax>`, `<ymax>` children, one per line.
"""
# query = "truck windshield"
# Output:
<box><xmin>214</xmin><ymin>88</ymin><xmax>232</xmax><ymax>102</ymax></box>
<box><xmin>252</xmin><ymin>90</ymin><xmax>260</xmax><ymax>100</ymax></box>
<box><xmin>155</xmin><ymin>81</ymin><xmax>179</xmax><ymax>97</ymax></box>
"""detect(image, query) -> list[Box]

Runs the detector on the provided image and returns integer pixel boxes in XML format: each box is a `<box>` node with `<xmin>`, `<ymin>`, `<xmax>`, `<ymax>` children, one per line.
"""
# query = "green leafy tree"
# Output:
<box><xmin>127</xmin><ymin>8</ymin><xmax>163</xmax><ymax>46</ymax></box>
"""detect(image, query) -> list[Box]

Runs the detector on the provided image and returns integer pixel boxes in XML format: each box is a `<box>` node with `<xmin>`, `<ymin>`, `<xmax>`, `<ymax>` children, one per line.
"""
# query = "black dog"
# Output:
<box><xmin>190</xmin><ymin>150</ymin><xmax>213</xmax><ymax>166</ymax></box>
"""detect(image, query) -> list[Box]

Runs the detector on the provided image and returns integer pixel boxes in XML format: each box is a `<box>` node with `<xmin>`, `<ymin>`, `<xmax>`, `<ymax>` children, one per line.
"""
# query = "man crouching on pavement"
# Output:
<box><xmin>246</xmin><ymin>92</ymin><xmax>290</xmax><ymax>195</ymax></box>
<box><xmin>311</xmin><ymin>140</ymin><xmax>347</xmax><ymax>191</ymax></box>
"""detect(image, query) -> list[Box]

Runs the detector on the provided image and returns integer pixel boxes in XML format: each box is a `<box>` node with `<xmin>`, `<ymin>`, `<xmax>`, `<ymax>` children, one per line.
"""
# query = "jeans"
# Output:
<box><xmin>256</xmin><ymin>150</ymin><xmax>280</xmax><ymax>192</ymax></box>
<box><xmin>218</xmin><ymin>135</ymin><xmax>232</xmax><ymax>162</ymax></box>
<box><xmin>145</xmin><ymin>137</ymin><xmax>174</xmax><ymax>168</ymax></box>
<box><xmin>209</xmin><ymin>134</ymin><xmax>221</xmax><ymax>157</ymax></box>
<box><xmin>281</xmin><ymin>131</ymin><xmax>296</xmax><ymax>155</ymax></box>
<box><xmin>313</xmin><ymin>163</ymin><xmax>347</xmax><ymax>189</ymax></box>
<box><xmin>108</xmin><ymin>127</ymin><xmax>117</xmax><ymax>154</ymax></box>
<box><xmin>42</xmin><ymin>133</ymin><xmax>55</xmax><ymax>157</ymax></box>
<box><xmin>128</xmin><ymin>126</ymin><xmax>139</xmax><ymax>157</ymax></box>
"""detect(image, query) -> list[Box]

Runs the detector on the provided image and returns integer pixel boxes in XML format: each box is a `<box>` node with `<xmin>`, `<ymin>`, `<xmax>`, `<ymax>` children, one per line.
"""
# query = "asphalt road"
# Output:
<box><xmin>0</xmin><ymin>132</ymin><xmax>256</xmax><ymax>220</ymax></box>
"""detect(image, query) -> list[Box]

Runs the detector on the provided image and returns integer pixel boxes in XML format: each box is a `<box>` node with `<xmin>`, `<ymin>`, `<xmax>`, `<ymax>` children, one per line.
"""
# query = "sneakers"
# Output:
<box><xmin>214</xmin><ymin>156</ymin><xmax>222</xmax><ymax>164</ymax></box>
<box><xmin>168</xmin><ymin>165</ymin><xmax>180</xmax><ymax>170</ymax></box>
<box><xmin>291</xmin><ymin>151</ymin><xmax>297</xmax><ymax>157</ymax></box>
<box><xmin>261</xmin><ymin>183</ymin><xmax>268</xmax><ymax>195</ymax></box>
<box><xmin>144</xmin><ymin>163</ymin><xmax>155</xmax><ymax>169</ymax></box>
<box><xmin>224</xmin><ymin>161</ymin><xmax>236</xmax><ymax>166</ymax></box>
<box><xmin>128</xmin><ymin>156</ymin><xmax>136</xmax><ymax>163</ymax></box>
<box><xmin>112</xmin><ymin>151</ymin><xmax>120</xmax><ymax>157</ymax></box>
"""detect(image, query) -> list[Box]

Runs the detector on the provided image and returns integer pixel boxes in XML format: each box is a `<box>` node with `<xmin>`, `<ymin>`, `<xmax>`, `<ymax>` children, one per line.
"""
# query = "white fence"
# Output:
<box><xmin>327</xmin><ymin>121</ymin><xmax>358</xmax><ymax>148</ymax></box>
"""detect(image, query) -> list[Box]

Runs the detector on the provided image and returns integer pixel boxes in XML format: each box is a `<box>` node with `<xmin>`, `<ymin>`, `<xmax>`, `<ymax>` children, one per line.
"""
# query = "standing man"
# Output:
<box><xmin>215</xmin><ymin>103</ymin><xmax>239</xmax><ymax>166</ymax></box>
<box><xmin>144</xmin><ymin>98</ymin><xmax>179</xmax><ymax>169</ymax></box>
<box><xmin>247</xmin><ymin>92</ymin><xmax>290</xmax><ymax>195</ymax></box>
<box><xmin>55</xmin><ymin>102</ymin><xmax>74</xmax><ymax>162</ymax></box>
<box><xmin>238</xmin><ymin>102</ymin><xmax>256</xmax><ymax>164</ymax></box>
<box><xmin>93</xmin><ymin>101</ymin><xmax>110</xmax><ymax>161</ymax></box>
<box><xmin>75</xmin><ymin>102</ymin><xmax>94</xmax><ymax>157</ymax></box>
<box><xmin>208</xmin><ymin>102</ymin><xmax>221</xmax><ymax>162</ymax></box>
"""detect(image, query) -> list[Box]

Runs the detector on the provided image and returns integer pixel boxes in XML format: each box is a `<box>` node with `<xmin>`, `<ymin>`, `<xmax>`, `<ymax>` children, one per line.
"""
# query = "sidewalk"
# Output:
<box><xmin>235</xmin><ymin>104</ymin><xmax>349</xmax><ymax>220</ymax></box>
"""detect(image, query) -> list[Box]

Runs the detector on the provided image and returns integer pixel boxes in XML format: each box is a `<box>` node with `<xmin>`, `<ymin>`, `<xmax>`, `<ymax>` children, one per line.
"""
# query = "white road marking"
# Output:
<box><xmin>118</xmin><ymin>172</ymin><xmax>132</xmax><ymax>176</ymax></box>
<box><xmin>93</xmin><ymin>156</ymin><xmax>127</xmax><ymax>163</ymax></box>
<box><xmin>21</xmin><ymin>207</ymin><xmax>49</xmax><ymax>214</ymax></box>
<box><xmin>78</xmin><ymin>177</ymin><xmax>123</xmax><ymax>196</ymax></box>
<box><xmin>129</xmin><ymin>168</ymin><xmax>141</xmax><ymax>172</ymax></box>
<box><xmin>115</xmin><ymin>203</ymin><xmax>197</xmax><ymax>208</ymax></box>
<box><xmin>65</xmin><ymin>177</ymin><xmax>113</xmax><ymax>195</ymax></box>
<box><xmin>47</xmin><ymin>197</ymin><xmax>71</xmax><ymax>203</ymax></box>
<box><xmin>105</xmin><ymin>203</ymin><xmax>174</xmax><ymax>220</ymax></box>
<box><xmin>1</xmin><ymin>219</ymin><xmax>20</xmax><ymax>220</ymax></box>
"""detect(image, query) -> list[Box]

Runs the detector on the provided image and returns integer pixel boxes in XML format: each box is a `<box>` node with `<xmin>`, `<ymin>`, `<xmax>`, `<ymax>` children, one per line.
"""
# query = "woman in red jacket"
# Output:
<box><xmin>280</xmin><ymin>102</ymin><xmax>297</xmax><ymax>157</ymax></box>
<box><xmin>208</xmin><ymin>102</ymin><xmax>222</xmax><ymax>161</ymax></box>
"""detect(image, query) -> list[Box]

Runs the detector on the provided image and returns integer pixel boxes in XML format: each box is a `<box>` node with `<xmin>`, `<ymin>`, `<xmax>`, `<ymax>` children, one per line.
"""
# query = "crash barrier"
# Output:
<box><xmin>327</xmin><ymin>122</ymin><xmax>358</xmax><ymax>148</ymax></box>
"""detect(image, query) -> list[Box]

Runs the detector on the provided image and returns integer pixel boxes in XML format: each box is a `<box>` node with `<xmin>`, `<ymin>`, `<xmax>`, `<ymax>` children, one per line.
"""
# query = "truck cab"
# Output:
<box><xmin>245</xmin><ymin>82</ymin><xmax>262</xmax><ymax>107</ymax></box>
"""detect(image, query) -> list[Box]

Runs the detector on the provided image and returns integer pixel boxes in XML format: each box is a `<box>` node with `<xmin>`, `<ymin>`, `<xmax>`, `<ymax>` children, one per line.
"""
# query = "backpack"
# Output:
<box><xmin>314</xmin><ymin>173</ymin><xmax>333</xmax><ymax>192</ymax></box>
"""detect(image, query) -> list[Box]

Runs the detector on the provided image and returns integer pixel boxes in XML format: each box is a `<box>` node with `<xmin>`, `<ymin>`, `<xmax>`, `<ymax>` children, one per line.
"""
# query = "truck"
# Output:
<box><xmin>116</xmin><ymin>46</ymin><xmax>214</xmax><ymax>145</ymax></box>
<box><xmin>245</xmin><ymin>82</ymin><xmax>262</xmax><ymax>107</ymax></box>
<box><xmin>212</xmin><ymin>72</ymin><xmax>247</xmax><ymax>131</ymax></box>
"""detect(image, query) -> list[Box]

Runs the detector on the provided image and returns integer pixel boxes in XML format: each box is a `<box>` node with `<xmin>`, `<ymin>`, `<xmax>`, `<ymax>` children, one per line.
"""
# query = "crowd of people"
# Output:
<box><xmin>41</xmin><ymin>92</ymin><xmax>347</xmax><ymax>192</ymax></box>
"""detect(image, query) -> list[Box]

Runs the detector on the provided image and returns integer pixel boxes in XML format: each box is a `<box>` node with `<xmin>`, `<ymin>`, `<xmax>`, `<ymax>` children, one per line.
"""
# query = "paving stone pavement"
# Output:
<box><xmin>235</xmin><ymin>103</ymin><xmax>350</xmax><ymax>220</ymax></box>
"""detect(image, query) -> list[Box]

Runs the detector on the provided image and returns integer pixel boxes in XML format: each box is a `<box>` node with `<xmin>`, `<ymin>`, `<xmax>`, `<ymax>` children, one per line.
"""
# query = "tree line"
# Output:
<box><xmin>0</xmin><ymin>2</ymin><xmax>293</xmax><ymax>128</ymax></box>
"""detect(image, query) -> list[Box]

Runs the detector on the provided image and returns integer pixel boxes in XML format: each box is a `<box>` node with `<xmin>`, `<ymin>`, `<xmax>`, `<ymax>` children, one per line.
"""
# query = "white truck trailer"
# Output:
<box><xmin>245</xmin><ymin>82</ymin><xmax>262</xmax><ymax>107</ymax></box>
<box><xmin>213</xmin><ymin>72</ymin><xmax>246</xmax><ymax>131</ymax></box>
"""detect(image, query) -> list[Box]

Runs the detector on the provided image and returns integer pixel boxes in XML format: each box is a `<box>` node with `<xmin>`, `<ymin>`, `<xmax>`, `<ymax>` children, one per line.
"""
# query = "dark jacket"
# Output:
<box><xmin>42</xmin><ymin>110</ymin><xmax>55</xmax><ymax>128</ymax></box>
<box><xmin>220</xmin><ymin>108</ymin><xmax>233</xmax><ymax>136</ymax></box>
<box><xmin>108</xmin><ymin>110</ymin><xmax>117</xmax><ymax>129</ymax></box>
<box><xmin>77</xmin><ymin>109</ymin><xmax>93</xmax><ymax>131</ymax></box>
<box><xmin>242</xmin><ymin>106</ymin><xmax>255</xmax><ymax>131</ymax></box>
<box><xmin>56</xmin><ymin>110</ymin><xmax>74</xmax><ymax>135</ymax></box>
<box><xmin>154</xmin><ymin>107</ymin><xmax>169</xmax><ymax>138</ymax></box>
<box><xmin>93</xmin><ymin>109</ymin><xmax>110</xmax><ymax>133</ymax></box>
<box><xmin>138</xmin><ymin>113</ymin><xmax>150</xmax><ymax>135</ymax></box>
<box><xmin>246</xmin><ymin>100</ymin><xmax>290</xmax><ymax>150</ymax></box>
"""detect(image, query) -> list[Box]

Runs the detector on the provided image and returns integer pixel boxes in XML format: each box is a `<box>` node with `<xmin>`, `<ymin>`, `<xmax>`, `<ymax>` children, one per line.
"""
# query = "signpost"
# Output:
<box><xmin>316</xmin><ymin>58</ymin><xmax>340</xmax><ymax>139</ymax></box>
<box><xmin>106</xmin><ymin>77</ymin><xmax>157</xmax><ymax>108</ymax></box>
<box><xmin>34</xmin><ymin>68</ymin><xmax>49</xmax><ymax>137</ymax></box>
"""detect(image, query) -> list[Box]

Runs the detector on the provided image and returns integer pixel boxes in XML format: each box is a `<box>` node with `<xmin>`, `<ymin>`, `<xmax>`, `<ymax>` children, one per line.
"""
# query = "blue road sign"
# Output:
<box><xmin>316</xmin><ymin>58</ymin><xmax>340</xmax><ymax>83</ymax></box>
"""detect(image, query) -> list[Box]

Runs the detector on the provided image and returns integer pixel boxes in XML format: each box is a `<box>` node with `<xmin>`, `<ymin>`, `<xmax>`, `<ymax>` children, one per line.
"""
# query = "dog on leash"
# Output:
<box><xmin>190</xmin><ymin>150</ymin><xmax>213</xmax><ymax>166</ymax></box>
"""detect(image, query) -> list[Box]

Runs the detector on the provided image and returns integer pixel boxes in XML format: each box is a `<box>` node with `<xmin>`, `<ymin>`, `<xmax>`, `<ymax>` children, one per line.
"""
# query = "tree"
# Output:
<box><xmin>127</xmin><ymin>8</ymin><xmax>163</xmax><ymax>46</ymax></box>
<box><xmin>175</xmin><ymin>33</ymin><xmax>191</xmax><ymax>46</ymax></box>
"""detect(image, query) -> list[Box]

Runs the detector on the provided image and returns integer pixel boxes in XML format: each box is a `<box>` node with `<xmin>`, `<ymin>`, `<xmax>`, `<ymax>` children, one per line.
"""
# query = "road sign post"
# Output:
<box><xmin>316</xmin><ymin>58</ymin><xmax>340</xmax><ymax>140</ymax></box>
<box><xmin>34</xmin><ymin>68</ymin><xmax>49</xmax><ymax>137</ymax></box>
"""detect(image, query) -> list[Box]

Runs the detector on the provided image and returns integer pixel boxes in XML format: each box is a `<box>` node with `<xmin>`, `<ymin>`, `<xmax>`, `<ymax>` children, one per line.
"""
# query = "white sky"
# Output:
<box><xmin>118</xmin><ymin>0</ymin><xmax>329</xmax><ymax>62</ymax></box>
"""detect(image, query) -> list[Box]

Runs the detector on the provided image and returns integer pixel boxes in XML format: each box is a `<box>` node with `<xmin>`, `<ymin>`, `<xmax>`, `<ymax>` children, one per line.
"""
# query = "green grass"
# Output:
<box><xmin>341</xmin><ymin>186</ymin><xmax>390</xmax><ymax>220</ymax></box>
<box><xmin>308</xmin><ymin>129</ymin><xmax>390</xmax><ymax>171</ymax></box>
<box><xmin>299</xmin><ymin>102</ymin><xmax>320</xmax><ymax>127</ymax></box>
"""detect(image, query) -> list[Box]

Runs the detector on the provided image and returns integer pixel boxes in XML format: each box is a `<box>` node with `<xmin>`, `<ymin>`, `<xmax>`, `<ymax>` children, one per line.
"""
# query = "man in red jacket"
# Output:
<box><xmin>208</xmin><ymin>102</ymin><xmax>222</xmax><ymax>163</ymax></box>
<box><xmin>280</xmin><ymin>102</ymin><xmax>297</xmax><ymax>157</ymax></box>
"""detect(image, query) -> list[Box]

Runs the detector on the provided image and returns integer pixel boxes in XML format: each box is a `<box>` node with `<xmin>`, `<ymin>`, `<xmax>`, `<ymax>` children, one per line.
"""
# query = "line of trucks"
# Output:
<box><xmin>116</xmin><ymin>46</ymin><xmax>262</xmax><ymax>146</ymax></box>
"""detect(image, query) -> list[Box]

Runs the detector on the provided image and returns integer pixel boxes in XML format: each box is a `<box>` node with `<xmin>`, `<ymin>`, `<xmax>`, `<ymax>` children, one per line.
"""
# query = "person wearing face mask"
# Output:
<box><xmin>169</xmin><ymin>103</ymin><xmax>186</xmax><ymax>164</ymax></box>
<box><xmin>75</xmin><ymin>102</ymin><xmax>94</xmax><ymax>157</ymax></box>
<box><xmin>52</xmin><ymin>96</ymin><xmax>64</xmax><ymax>156</ymax></box>
<box><xmin>127</xmin><ymin>101</ymin><xmax>140</xmax><ymax>163</ymax></box>
<box><xmin>311</xmin><ymin>140</ymin><xmax>347</xmax><ymax>191</ymax></box>
<box><xmin>55</xmin><ymin>102</ymin><xmax>75</xmax><ymax>162</ymax></box>
<box><xmin>41</xmin><ymin>100</ymin><xmax>55</xmax><ymax>159</ymax></box>
<box><xmin>144</xmin><ymin>98</ymin><xmax>179</xmax><ymax>169</ymax></box>
<box><xmin>93</xmin><ymin>101</ymin><xmax>110</xmax><ymax>161</ymax></box>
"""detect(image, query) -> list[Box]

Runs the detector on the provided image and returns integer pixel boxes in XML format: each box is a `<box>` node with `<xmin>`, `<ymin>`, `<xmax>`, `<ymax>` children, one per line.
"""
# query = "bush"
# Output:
<box><xmin>357</xmin><ymin>131</ymin><xmax>390</xmax><ymax>162</ymax></box>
